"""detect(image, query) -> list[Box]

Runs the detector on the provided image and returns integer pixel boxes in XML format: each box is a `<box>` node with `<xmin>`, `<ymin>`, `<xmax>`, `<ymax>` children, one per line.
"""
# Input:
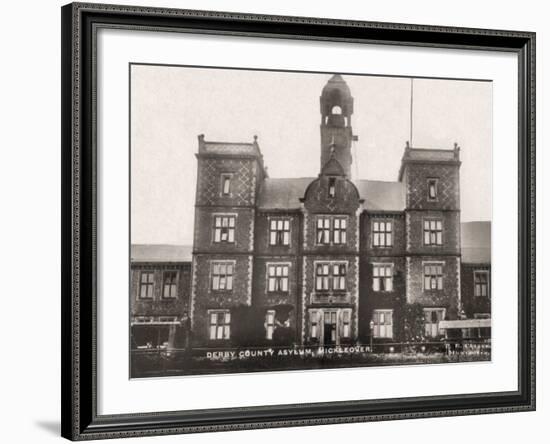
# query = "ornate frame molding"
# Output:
<box><xmin>61</xmin><ymin>2</ymin><xmax>535</xmax><ymax>440</ymax></box>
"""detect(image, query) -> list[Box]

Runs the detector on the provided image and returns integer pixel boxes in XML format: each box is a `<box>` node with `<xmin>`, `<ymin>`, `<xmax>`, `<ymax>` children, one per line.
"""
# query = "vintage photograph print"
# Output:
<box><xmin>129</xmin><ymin>65</ymin><xmax>492</xmax><ymax>378</ymax></box>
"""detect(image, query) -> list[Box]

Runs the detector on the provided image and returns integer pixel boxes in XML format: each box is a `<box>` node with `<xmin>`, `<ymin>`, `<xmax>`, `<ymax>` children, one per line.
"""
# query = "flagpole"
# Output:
<box><xmin>410</xmin><ymin>78</ymin><xmax>414</xmax><ymax>148</ymax></box>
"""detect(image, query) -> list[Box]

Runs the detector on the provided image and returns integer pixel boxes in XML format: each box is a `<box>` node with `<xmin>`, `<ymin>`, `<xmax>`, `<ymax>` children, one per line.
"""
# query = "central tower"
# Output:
<box><xmin>320</xmin><ymin>74</ymin><xmax>356</xmax><ymax>178</ymax></box>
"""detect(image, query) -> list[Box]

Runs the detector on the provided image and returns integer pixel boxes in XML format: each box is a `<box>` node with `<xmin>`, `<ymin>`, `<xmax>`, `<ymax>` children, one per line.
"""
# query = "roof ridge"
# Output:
<box><xmin>354</xmin><ymin>179</ymin><xmax>402</xmax><ymax>185</ymax></box>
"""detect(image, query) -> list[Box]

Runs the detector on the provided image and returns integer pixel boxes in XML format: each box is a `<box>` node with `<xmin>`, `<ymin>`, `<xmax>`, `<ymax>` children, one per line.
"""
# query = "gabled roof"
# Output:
<box><xmin>354</xmin><ymin>180</ymin><xmax>406</xmax><ymax>212</ymax></box>
<box><xmin>131</xmin><ymin>244</ymin><xmax>192</xmax><ymax>263</ymax></box>
<box><xmin>461</xmin><ymin>221</ymin><xmax>491</xmax><ymax>264</ymax></box>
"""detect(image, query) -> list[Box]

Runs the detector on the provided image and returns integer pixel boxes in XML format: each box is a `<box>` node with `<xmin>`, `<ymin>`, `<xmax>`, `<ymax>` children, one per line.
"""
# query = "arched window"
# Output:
<box><xmin>331</xmin><ymin>105</ymin><xmax>342</xmax><ymax>115</ymax></box>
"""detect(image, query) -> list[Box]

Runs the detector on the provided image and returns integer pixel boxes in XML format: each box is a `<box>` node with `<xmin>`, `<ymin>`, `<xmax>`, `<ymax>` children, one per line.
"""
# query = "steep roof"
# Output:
<box><xmin>354</xmin><ymin>180</ymin><xmax>406</xmax><ymax>212</ymax></box>
<box><xmin>257</xmin><ymin>178</ymin><xmax>314</xmax><ymax>210</ymax></box>
<box><xmin>257</xmin><ymin>177</ymin><xmax>406</xmax><ymax>211</ymax></box>
<box><xmin>461</xmin><ymin>221</ymin><xmax>491</xmax><ymax>264</ymax></box>
<box><xmin>131</xmin><ymin>244</ymin><xmax>192</xmax><ymax>263</ymax></box>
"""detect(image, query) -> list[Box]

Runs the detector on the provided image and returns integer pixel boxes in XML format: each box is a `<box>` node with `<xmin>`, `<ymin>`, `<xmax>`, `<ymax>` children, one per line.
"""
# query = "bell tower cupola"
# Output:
<box><xmin>320</xmin><ymin>74</ymin><xmax>357</xmax><ymax>178</ymax></box>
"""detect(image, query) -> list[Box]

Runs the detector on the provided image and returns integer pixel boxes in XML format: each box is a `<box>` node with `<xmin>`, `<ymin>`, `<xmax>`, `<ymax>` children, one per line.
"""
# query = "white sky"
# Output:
<box><xmin>131</xmin><ymin>65</ymin><xmax>492</xmax><ymax>245</ymax></box>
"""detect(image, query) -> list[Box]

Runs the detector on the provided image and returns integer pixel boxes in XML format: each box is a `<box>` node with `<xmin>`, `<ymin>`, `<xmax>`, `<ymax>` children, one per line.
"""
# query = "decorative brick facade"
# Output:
<box><xmin>182</xmin><ymin>74</ymin><xmax>491</xmax><ymax>348</ymax></box>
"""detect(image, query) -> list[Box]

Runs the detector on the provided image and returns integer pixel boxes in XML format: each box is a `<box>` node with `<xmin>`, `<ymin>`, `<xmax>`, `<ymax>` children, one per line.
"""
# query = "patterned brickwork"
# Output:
<box><xmin>254</xmin><ymin>212</ymin><xmax>302</xmax><ymax>256</ymax></box>
<box><xmin>405</xmin><ymin>164</ymin><xmax>460</xmax><ymax>210</ymax></box>
<box><xmin>361</xmin><ymin>213</ymin><xmax>406</xmax><ymax>256</ymax></box>
<box><xmin>302</xmin><ymin>177</ymin><xmax>360</xmax><ymax>254</ymax></box>
<box><xmin>190</xmin><ymin>254</ymin><xmax>252</xmax><ymax>346</ymax></box>
<box><xmin>406</xmin><ymin>210</ymin><xmax>461</xmax><ymax>255</ymax></box>
<box><xmin>252</xmin><ymin>256</ymin><xmax>299</xmax><ymax>332</ymax></box>
<box><xmin>302</xmin><ymin>254</ymin><xmax>359</xmax><ymax>344</ymax></box>
<box><xmin>358</xmin><ymin>256</ymin><xmax>406</xmax><ymax>340</ymax></box>
<box><xmin>406</xmin><ymin>256</ymin><xmax>461</xmax><ymax>319</ymax></box>
<box><xmin>193</xmin><ymin>207</ymin><xmax>255</xmax><ymax>253</ymax></box>
<box><xmin>304</xmin><ymin>176</ymin><xmax>361</xmax><ymax>214</ymax></box>
<box><xmin>196</xmin><ymin>158</ymin><xmax>257</xmax><ymax>207</ymax></box>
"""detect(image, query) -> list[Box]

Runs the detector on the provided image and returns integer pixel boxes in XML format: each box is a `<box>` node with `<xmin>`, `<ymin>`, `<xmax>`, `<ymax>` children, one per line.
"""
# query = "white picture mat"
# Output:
<box><xmin>97</xmin><ymin>28</ymin><xmax>518</xmax><ymax>416</ymax></box>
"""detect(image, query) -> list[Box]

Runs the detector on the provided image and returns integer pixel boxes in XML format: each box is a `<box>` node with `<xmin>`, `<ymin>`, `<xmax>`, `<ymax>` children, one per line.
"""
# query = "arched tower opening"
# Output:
<box><xmin>319</xmin><ymin>74</ymin><xmax>357</xmax><ymax>178</ymax></box>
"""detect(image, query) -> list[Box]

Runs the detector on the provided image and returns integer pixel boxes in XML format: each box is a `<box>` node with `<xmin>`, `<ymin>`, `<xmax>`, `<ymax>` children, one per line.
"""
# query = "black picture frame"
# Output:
<box><xmin>61</xmin><ymin>2</ymin><xmax>536</xmax><ymax>440</ymax></box>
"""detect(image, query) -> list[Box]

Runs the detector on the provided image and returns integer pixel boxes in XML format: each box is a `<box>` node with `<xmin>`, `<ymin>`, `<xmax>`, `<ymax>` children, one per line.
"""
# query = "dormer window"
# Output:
<box><xmin>328</xmin><ymin>178</ymin><xmax>336</xmax><ymax>197</ymax></box>
<box><xmin>331</xmin><ymin>105</ymin><xmax>342</xmax><ymax>115</ymax></box>
<box><xmin>427</xmin><ymin>178</ymin><xmax>438</xmax><ymax>201</ymax></box>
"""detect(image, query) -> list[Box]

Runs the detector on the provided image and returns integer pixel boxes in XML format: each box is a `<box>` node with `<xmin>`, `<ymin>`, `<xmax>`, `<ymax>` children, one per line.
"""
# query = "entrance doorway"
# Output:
<box><xmin>323</xmin><ymin>310</ymin><xmax>338</xmax><ymax>345</ymax></box>
<box><xmin>309</xmin><ymin>308</ymin><xmax>352</xmax><ymax>346</ymax></box>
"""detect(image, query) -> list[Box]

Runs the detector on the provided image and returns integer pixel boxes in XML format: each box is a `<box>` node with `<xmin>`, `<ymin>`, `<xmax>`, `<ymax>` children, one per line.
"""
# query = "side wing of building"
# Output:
<box><xmin>130</xmin><ymin>245</ymin><xmax>192</xmax><ymax>350</ymax></box>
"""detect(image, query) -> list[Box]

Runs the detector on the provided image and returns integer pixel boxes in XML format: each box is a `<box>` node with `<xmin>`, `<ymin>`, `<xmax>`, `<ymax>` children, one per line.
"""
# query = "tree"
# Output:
<box><xmin>396</xmin><ymin>302</ymin><xmax>425</xmax><ymax>344</ymax></box>
<box><xmin>271</xmin><ymin>304</ymin><xmax>294</xmax><ymax>346</ymax></box>
<box><xmin>230</xmin><ymin>304</ymin><xmax>266</xmax><ymax>347</ymax></box>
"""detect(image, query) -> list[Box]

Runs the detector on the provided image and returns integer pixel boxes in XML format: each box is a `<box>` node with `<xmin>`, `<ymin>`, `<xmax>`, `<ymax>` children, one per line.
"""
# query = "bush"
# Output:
<box><xmin>396</xmin><ymin>302</ymin><xmax>425</xmax><ymax>344</ymax></box>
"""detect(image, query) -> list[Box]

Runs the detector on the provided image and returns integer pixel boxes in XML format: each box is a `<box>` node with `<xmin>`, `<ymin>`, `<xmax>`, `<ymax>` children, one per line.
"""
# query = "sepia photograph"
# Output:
<box><xmin>129</xmin><ymin>65</ymin><xmax>492</xmax><ymax>378</ymax></box>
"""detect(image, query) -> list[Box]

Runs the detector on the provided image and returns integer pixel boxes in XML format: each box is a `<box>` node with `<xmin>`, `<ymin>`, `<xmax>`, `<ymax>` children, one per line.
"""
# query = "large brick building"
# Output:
<box><xmin>131</xmin><ymin>74</ymin><xmax>491</xmax><ymax>352</ymax></box>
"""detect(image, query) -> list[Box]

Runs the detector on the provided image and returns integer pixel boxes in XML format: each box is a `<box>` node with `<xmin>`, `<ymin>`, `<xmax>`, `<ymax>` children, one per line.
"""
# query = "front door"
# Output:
<box><xmin>323</xmin><ymin>310</ymin><xmax>338</xmax><ymax>345</ymax></box>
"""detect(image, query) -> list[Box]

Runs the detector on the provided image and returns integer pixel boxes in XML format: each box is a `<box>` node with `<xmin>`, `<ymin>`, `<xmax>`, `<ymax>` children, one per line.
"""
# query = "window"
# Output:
<box><xmin>213</xmin><ymin>215</ymin><xmax>235</xmax><ymax>243</ymax></box>
<box><xmin>474</xmin><ymin>271</ymin><xmax>489</xmax><ymax>297</ymax></box>
<box><xmin>208</xmin><ymin>311</ymin><xmax>231</xmax><ymax>340</ymax></box>
<box><xmin>211</xmin><ymin>262</ymin><xmax>234</xmax><ymax>291</ymax></box>
<box><xmin>316</xmin><ymin>217</ymin><xmax>331</xmax><ymax>244</ymax></box>
<box><xmin>332</xmin><ymin>263</ymin><xmax>347</xmax><ymax>290</ymax></box>
<box><xmin>333</xmin><ymin>217</ymin><xmax>347</xmax><ymax>244</ymax></box>
<box><xmin>158</xmin><ymin>316</ymin><xmax>178</xmax><ymax>323</ymax></box>
<box><xmin>139</xmin><ymin>271</ymin><xmax>154</xmax><ymax>299</ymax></box>
<box><xmin>372</xmin><ymin>264</ymin><xmax>393</xmax><ymax>292</ymax></box>
<box><xmin>315</xmin><ymin>262</ymin><xmax>347</xmax><ymax>291</ymax></box>
<box><xmin>328</xmin><ymin>177</ymin><xmax>336</xmax><ymax>197</ymax></box>
<box><xmin>373</xmin><ymin>220</ymin><xmax>393</xmax><ymax>247</ymax></box>
<box><xmin>316</xmin><ymin>216</ymin><xmax>348</xmax><ymax>245</ymax></box>
<box><xmin>309</xmin><ymin>310</ymin><xmax>321</xmax><ymax>339</ymax></box>
<box><xmin>267</xmin><ymin>264</ymin><xmax>289</xmax><ymax>292</ymax></box>
<box><xmin>341</xmin><ymin>309</ymin><xmax>351</xmax><ymax>338</ymax></box>
<box><xmin>162</xmin><ymin>271</ymin><xmax>177</xmax><ymax>299</ymax></box>
<box><xmin>427</xmin><ymin>178</ymin><xmax>438</xmax><ymax>201</ymax></box>
<box><xmin>372</xmin><ymin>310</ymin><xmax>393</xmax><ymax>338</ymax></box>
<box><xmin>423</xmin><ymin>219</ymin><xmax>443</xmax><ymax>246</ymax></box>
<box><xmin>324</xmin><ymin>311</ymin><xmax>338</xmax><ymax>343</ymax></box>
<box><xmin>221</xmin><ymin>174</ymin><xmax>232</xmax><ymax>196</ymax></box>
<box><xmin>424</xmin><ymin>308</ymin><xmax>445</xmax><ymax>338</ymax></box>
<box><xmin>265</xmin><ymin>310</ymin><xmax>276</xmax><ymax>340</ymax></box>
<box><xmin>133</xmin><ymin>316</ymin><xmax>154</xmax><ymax>324</ymax></box>
<box><xmin>424</xmin><ymin>263</ymin><xmax>444</xmax><ymax>290</ymax></box>
<box><xmin>315</xmin><ymin>263</ymin><xmax>330</xmax><ymax>291</ymax></box>
<box><xmin>269</xmin><ymin>219</ymin><xmax>290</xmax><ymax>246</ymax></box>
